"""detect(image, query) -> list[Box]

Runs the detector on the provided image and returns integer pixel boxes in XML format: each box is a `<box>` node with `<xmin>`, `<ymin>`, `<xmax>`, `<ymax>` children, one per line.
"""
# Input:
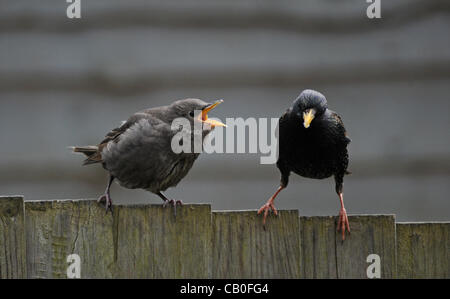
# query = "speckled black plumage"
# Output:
<box><xmin>277</xmin><ymin>90</ymin><xmax>351</xmax><ymax>193</ymax></box>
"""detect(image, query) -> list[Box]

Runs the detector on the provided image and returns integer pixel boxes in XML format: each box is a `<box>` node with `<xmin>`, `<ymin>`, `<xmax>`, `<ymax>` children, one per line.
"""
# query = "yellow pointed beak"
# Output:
<box><xmin>198</xmin><ymin>99</ymin><xmax>227</xmax><ymax>127</ymax></box>
<box><xmin>303</xmin><ymin>108</ymin><xmax>316</xmax><ymax>128</ymax></box>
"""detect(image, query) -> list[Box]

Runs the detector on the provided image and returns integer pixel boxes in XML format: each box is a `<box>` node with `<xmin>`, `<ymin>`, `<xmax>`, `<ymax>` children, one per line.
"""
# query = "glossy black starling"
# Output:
<box><xmin>72</xmin><ymin>98</ymin><xmax>225</xmax><ymax>213</ymax></box>
<box><xmin>258</xmin><ymin>89</ymin><xmax>351</xmax><ymax>240</ymax></box>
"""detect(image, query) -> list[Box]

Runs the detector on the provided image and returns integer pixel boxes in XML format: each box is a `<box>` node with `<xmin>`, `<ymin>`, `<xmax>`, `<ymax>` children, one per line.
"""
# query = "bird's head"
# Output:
<box><xmin>292</xmin><ymin>89</ymin><xmax>327</xmax><ymax>129</ymax></box>
<box><xmin>170</xmin><ymin>98</ymin><xmax>226</xmax><ymax>128</ymax></box>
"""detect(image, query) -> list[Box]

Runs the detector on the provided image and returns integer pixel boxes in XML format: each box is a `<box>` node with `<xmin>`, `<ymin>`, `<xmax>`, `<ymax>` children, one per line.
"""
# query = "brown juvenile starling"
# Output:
<box><xmin>257</xmin><ymin>89</ymin><xmax>351</xmax><ymax>240</ymax></box>
<box><xmin>72</xmin><ymin>98</ymin><xmax>225</xmax><ymax>213</ymax></box>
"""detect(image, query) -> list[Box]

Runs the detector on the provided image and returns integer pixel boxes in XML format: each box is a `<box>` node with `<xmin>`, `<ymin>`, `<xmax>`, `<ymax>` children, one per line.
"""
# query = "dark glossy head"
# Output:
<box><xmin>291</xmin><ymin>89</ymin><xmax>328</xmax><ymax>128</ymax></box>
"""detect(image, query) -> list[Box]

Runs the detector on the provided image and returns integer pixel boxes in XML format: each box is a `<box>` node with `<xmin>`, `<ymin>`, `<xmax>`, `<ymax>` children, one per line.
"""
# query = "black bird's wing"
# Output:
<box><xmin>276</xmin><ymin>108</ymin><xmax>292</xmax><ymax>151</ymax></box>
<box><xmin>275</xmin><ymin>108</ymin><xmax>294</xmax><ymax>185</ymax></box>
<box><xmin>328</xmin><ymin>110</ymin><xmax>351</xmax><ymax>175</ymax></box>
<box><xmin>277</xmin><ymin>108</ymin><xmax>291</xmax><ymax>135</ymax></box>
<box><xmin>329</xmin><ymin>110</ymin><xmax>351</xmax><ymax>144</ymax></box>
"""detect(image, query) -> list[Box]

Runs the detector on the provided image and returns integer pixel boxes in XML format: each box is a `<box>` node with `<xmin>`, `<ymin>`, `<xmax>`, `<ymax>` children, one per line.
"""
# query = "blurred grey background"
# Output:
<box><xmin>1</xmin><ymin>0</ymin><xmax>449</xmax><ymax>221</ymax></box>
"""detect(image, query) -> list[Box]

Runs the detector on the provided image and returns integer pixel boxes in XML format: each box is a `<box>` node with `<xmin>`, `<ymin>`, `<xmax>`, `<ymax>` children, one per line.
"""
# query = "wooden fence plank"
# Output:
<box><xmin>0</xmin><ymin>196</ymin><xmax>26</xmax><ymax>278</ymax></box>
<box><xmin>299</xmin><ymin>216</ymin><xmax>337</xmax><ymax>278</ymax></box>
<box><xmin>212</xmin><ymin>210</ymin><xmax>300</xmax><ymax>278</ymax></box>
<box><xmin>397</xmin><ymin>222</ymin><xmax>449</xmax><ymax>278</ymax></box>
<box><xmin>2</xmin><ymin>196</ymin><xmax>446</xmax><ymax>279</ymax></box>
<box><xmin>114</xmin><ymin>204</ymin><xmax>211</xmax><ymax>278</ymax></box>
<box><xmin>299</xmin><ymin>215</ymin><xmax>397</xmax><ymax>279</ymax></box>
<box><xmin>335</xmin><ymin>215</ymin><xmax>397</xmax><ymax>279</ymax></box>
<box><xmin>25</xmin><ymin>200</ymin><xmax>114</xmax><ymax>278</ymax></box>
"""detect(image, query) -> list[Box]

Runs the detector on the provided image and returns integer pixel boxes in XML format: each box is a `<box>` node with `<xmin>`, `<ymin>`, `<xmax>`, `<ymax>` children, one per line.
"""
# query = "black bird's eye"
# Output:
<box><xmin>189</xmin><ymin>111</ymin><xmax>195</xmax><ymax>117</ymax></box>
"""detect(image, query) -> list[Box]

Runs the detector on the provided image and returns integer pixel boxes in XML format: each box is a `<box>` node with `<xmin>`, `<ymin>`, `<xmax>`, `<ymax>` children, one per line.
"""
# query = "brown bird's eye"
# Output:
<box><xmin>189</xmin><ymin>111</ymin><xmax>195</xmax><ymax>117</ymax></box>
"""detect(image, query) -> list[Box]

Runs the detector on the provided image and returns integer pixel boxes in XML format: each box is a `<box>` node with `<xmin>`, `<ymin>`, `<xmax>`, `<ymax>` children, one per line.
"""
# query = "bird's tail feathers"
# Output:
<box><xmin>70</xmin><ymin>145</ymin><xmax>102</xmax><ymax>165</ymax></box>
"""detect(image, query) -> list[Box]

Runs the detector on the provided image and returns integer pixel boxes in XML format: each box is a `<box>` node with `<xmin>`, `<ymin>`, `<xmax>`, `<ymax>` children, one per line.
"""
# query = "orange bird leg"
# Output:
<box><xmin>337</xmin><ymin>192</ymin><xmax>350</xmax><ymax>240</ymax></box>
<box><xmin>258</xmin><ymin>185</ymin><xmax>285</xmax><ymax>226</ymax></box>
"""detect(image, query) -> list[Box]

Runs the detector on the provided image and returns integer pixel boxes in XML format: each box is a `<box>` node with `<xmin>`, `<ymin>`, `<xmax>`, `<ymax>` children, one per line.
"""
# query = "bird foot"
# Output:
<box><xmin>163</xmin><ymin>199</ymin><xmax>175</xmax><ymax>208</ymax></box>
<box><xmin>337</xmin><ymin>207</ymin><xmax>350</xmax><ymax>240</ymax></box>
<box><xmin>163</xmin><ymin>199</ymin><xmax>183</xmax><ymax>216</ymax></box>
<box><xmin>257</xmin><ymin>200</ymin><xmax>278</xmax><ymax>227</ymax></box>
<box><xmin>98</xmin><ymin>193</ymin><xmax>113</xmax><ymax>213</ymax></box>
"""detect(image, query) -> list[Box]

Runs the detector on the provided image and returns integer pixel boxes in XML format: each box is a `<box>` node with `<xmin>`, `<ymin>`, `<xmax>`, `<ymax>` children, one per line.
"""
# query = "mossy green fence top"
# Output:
<box><xmin>0</xmin><ymin>196</ymin><xmax>448</xmax><ymax>279</ymax></box>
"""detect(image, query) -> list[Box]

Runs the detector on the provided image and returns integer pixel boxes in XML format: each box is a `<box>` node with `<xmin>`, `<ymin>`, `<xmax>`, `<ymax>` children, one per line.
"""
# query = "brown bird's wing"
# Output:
<box><xmin>82</xmin><ymin>113</ymin><xmax>149</xmax><ymax>165</ymax></box>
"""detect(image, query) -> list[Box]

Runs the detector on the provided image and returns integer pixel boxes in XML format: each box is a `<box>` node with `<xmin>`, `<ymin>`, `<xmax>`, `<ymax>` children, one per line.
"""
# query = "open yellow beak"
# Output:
<box><xmin>303</xmin><ymin>108</ymin><xmax>316</xmax><ymax>128</ymax></box>
<box><xmin>198</xmin><ymin>100</ymin><xmax>227</xmax><ymax>127</ymax></box>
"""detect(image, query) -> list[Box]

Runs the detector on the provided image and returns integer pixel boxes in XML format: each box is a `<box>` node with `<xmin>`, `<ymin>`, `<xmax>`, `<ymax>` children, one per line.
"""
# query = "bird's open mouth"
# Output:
<box><xmin>198</xmin><ymin>100</ymin><xmax>227</xmax><ymax>127</ymax></box>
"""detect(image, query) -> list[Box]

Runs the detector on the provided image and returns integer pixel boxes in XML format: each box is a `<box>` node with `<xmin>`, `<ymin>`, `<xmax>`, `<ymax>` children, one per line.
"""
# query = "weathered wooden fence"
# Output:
<box><xmin>0</xmin><ymin>196</ymin><xmax>448</xmax><ymax>279</ymax></box>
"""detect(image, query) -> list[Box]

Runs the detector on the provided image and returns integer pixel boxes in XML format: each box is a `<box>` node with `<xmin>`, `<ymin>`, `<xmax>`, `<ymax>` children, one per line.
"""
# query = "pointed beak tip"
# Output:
<box><xmin>200</xmin><ymin>99</ymin><xmax>226</xmax><ymax>127</ymax></box>
<box><xmin>302</xmin><ymin>109</ymin><xmax>315</xmax><ymax>129</ymax></box>
<box><xmin>212</xmin><ymin>99</ymin><xmax>224</xmax><ymax>107</ymax></box>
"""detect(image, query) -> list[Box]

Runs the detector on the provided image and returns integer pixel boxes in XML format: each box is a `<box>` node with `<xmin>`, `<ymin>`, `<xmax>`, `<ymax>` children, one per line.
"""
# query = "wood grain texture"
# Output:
<box><xmin>335</xmin><ymin>215</ymin><xmax>397</xmax><ymax>279</ymax></box>
<box><xmin>114</xmin><ymin>204</ymin><xmax>211</xmax><ymax>278</ymax></box>
<box><xmin>397</xmin><ymin>222</ymin><xmax>449</xmax><ymax>278</ymax></box>
<box><xmin>0</xmin><ymin>196</ymin><xmax>26</xmax><ymax>278</ymax></box>
<box><xmin>212</xmin><ymin>210</ymin><xmax>300</xmax><ymax>278</ymax></box>
<box><xmin>25</xmin><ymin>200</ymin><xmax>114</xmax><ymax>278</ymax></box>
<box><xmin>299</xmin><ymin>216</ymin><xmax>337</xmax><ymax>278</ymax></box>
<box><xmin>300</xmin><ymin>215</ymin><xmax>396</xmax><ymax>278</ymax></box>
<box><xmin>2</xmin><ymin>196</ymin><xmax>446</xmax><ymax>279</ymax></box>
